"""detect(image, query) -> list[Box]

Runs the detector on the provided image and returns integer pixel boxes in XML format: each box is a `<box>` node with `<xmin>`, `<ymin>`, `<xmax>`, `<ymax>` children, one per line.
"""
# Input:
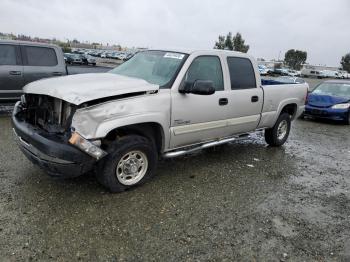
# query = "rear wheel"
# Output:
<box><xmin>265</xmin><ymin>113</ymin><xmax>291</xmax><ymax>146</ymax></box>
<box><xmin>96</xmin><ymin>135</ymin><xmax>157</xmax><ymax>192</ymax></box>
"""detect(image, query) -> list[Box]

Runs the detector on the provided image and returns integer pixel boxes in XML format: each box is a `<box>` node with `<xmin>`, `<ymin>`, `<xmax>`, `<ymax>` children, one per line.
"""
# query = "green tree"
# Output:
<box><xmin>214</xmin><ymin>32</ymin><xmax>249</xmax><ymax>53</ymax></box>
<box><xmin>232</xmin><ymin>33</ymin><xmax>249</xmax><ymax>53</ymax></box>
<box><xmin>224</xmin><ymin>32</ymin><xmax>233</xmax><ymax>50</ymax></box>
<box><xmin>341</xmin><ymin>53</ymin><xmax>350</xmax><ymax>73</ymax></box>
<box><xmin>284</xmin><ymin>49</ymin><xmax>307</xmax><ymax>70</ymax></box>
<box><xmin>59</xmin><ymin>42</ymin><xmax>71</xmax><ymax>53</ymax></box>
<box><xmin>214</xmin><ymin>35</ymin><xmax>226</xmax><ymax>49</ymax></box>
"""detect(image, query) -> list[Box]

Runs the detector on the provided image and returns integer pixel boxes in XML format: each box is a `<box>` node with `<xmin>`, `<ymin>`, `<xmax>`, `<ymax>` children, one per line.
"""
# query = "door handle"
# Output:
<box><xmin>219</xmin><ymin>98</ymin><xmax>228</xmax><ymax>106</ymax></box>
<box><xmin>9</xmin><ymin>71</ymin><xmax>22</xmax><ymax>76</ymax></box>
<box><xmin>251</xmin><ymin>96</ymin><xmax>259</xmax><ymax>102</ymax></box>
<box><xmin>52</xmin><ymin>72</ymin><xmax>63</xmax><ymax>76</ymax></box>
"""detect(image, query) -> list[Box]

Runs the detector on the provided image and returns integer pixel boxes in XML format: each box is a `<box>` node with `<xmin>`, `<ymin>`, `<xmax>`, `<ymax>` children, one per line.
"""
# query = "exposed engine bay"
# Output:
<box><xmin>19</xmin><ymin>94</ymin><xmax>75</xmax><ymax>134</ymax></box>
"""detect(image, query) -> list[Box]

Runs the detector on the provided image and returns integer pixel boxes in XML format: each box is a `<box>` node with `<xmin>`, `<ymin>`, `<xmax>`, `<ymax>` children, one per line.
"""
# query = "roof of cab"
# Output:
<box><xmin>148</xmin><ymin>48</ymin><xmax>248</xmax><ymax>56</ymax></box>
<box><xmin>0</xmin><ymin>39</ymin><xmax>59</xmax><ymax>48</ymax></box>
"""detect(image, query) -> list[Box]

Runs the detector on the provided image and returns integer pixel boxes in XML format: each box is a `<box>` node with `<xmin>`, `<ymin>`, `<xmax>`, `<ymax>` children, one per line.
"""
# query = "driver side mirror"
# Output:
<box><xmin>179</xmin><ymin>80</ymin><xmax>215</xmax><ymax>95</ymax></box>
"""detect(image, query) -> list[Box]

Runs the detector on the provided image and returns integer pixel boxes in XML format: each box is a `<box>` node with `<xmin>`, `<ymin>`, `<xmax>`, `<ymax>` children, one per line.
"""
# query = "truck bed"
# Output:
<box><xmin>257</xmin><ymin>81</ymin><xmax>308</xmax><ymax>128</ymax></box>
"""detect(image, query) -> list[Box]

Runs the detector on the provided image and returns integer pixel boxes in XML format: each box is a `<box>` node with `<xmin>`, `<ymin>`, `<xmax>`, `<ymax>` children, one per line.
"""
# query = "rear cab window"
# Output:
<box><xmin>22</xmin><ymin>46</ymin><xmax>58</xmax><ymax>66</ymax></box>
<box><xmin>227</xmin><ymin>57</ymin><xmax>257</xmax><ymax>90</ymax></box>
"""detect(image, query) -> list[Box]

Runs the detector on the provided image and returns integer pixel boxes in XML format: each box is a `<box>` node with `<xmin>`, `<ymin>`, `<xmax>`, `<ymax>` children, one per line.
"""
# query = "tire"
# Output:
<box><xmin>96</xmin><ymin>135</ymin><xmax>157</xmax><ymax>192</ymax></box>
<box><xmin>265</xmin><ymin>113</ymin><xmax>291</xmax><ymax>147</ymax></box>
<box><xmin>345</xmin><ymin>111</ymin><xmax>350</xmax><ymax>125</ymax></box>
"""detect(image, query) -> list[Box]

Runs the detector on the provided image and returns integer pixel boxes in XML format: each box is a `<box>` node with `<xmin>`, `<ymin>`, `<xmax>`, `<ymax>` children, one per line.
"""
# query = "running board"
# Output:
<box><xmin>163</xmin><ymin>134</ymin><xmax>251</xmax><ymax>158</ymax></box>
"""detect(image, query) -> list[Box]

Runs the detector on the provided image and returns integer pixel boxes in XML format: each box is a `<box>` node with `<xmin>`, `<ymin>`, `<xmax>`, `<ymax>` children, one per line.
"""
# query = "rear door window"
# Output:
<box><xmin>227</xmin><ymin>57</ymin><xmax>256</xmax><ymax>89</ymax></box>
<box><xmin>0</xmin><ymin>44</ymin><xmax>17</xmax><ymax>65</ymax></box>
<box><xmin>23</xmin><ymin>46</ymin><xmax>58</xmax><ymax>66</ymax></box>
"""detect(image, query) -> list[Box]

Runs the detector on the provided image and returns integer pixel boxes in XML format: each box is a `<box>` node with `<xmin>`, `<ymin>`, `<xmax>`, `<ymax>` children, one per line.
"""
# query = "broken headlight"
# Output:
<box><xmin>69</xmin><ymin>132</ymin><xmax>107</xmax><ymax>160</ymax></box>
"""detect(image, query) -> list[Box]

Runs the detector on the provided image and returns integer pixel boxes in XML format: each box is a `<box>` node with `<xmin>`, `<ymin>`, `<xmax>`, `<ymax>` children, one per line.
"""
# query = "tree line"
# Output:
<box><xmin>214</xmin><ymin>32</ymin><xmax>350</xmax><ymax>72</ymax></box>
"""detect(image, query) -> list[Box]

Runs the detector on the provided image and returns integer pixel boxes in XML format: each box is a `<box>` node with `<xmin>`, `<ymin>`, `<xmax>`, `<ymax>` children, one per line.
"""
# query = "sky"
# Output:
<box><xmin>1</xmin><ymin>0</ymin><xmax>349</xmax><ymax>67</ymax></box>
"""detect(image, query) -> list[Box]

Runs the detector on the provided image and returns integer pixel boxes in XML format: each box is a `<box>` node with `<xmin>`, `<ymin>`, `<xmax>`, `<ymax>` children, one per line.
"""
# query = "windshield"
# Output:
<box><xmin>109</xmin><ymin>50</ymin><xmax>187</xmax><ymax>87</ymax></box>
<box><xmin>312</xmin><ymin>82</ymin><xmax>350</xmax><ymax>98</ymax></box>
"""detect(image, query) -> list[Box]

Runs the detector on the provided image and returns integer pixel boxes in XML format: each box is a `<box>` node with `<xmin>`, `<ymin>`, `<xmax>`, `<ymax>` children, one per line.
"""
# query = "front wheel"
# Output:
<box><xmin>265</xmin><ymin>113</ymin><xmax>291</xmax><ymax>146</ymax></box>
<box><xmin>96</xmin><ymin>135</ymin><xmax>157</xmax><ymax>192</ymax></box>
<box><xmin>345</xmin><ymin>111</ymin><xmax>350</xmax><ymax>125</ymax></box>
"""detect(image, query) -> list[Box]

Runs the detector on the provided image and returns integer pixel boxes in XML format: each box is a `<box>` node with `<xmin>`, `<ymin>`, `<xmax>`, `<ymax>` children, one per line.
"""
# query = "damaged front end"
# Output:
<box><xmin>12</xmin><ymin>94</ymin><xmax>105</xmax><ymax>178</ymax></box>
<box><xmin>20</xmin><ymin>94</ymin><xmax>74</xmax><ymax>134</ymax></box>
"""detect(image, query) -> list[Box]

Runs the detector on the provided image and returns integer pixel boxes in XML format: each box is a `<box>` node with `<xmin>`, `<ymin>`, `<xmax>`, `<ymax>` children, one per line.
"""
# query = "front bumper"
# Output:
<box><xmin>12</xmin><ymin>102</ymin><xmax>95</xmax><ymax>178</ymax></box>
<box><xmin>304</xmin><ymin>105</ymin><xmax>349</xmax><ymax>121</ymax></box>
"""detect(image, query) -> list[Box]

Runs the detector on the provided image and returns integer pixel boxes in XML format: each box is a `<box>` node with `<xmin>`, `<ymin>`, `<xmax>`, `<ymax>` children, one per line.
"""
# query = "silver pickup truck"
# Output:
<box><xmin>12</xmin><ymin>49</ymin><xmax>308</xmax><ymax>192</ymax></box>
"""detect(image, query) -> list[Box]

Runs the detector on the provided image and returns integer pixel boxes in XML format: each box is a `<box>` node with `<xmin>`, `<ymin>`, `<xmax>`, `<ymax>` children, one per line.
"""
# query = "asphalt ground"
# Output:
<box><xmin>1</xmin><ymin>116</ymin><xmax>349</xmax><ymax>261</ymax></box>
<box><xmin>0</xmin><ymin>71</ymin><xmax>349</xmax><ymax>260</ymax></box>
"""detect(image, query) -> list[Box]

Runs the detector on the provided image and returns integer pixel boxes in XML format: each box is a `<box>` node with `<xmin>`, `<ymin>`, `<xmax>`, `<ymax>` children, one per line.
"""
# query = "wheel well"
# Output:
<box><xmin>103</xmin><ymin>123</ymin><xmax>164</xmax><ymax>154</ymax></box>
<box><xmin>281</xmin><ymin>104</ymin><xmax>298</xmax><ymax>119</ymax></box>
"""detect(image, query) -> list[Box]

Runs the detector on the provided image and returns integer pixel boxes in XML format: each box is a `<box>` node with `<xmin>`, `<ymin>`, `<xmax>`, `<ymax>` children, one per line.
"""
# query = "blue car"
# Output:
<box><xmin>304</xmin><ymin>80</ymin><xmax>350</xmax><ymax>124</ymax></box>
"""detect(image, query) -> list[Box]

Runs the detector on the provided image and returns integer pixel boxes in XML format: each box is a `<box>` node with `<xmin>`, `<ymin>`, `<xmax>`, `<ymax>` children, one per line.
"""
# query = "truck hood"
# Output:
<box><xmin>23</xmin><ymin>73</ymin><xmax>159</xmax><ymax>105</ymax></box>
<box><xmin>308</xmin><ymin>94</ymin><xmax>349</xmax><ymax>108</ymax></box>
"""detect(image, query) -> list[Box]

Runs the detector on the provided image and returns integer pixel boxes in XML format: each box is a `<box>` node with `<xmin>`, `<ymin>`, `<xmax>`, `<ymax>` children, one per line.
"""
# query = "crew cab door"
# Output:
<box><xmin>224</xmin><ymin>56</ymin><xmax>263</xmax><ymax>135</ymax></box>
<box><xmin>21</xmin><ymin>45</ymin><xmax>65</xmax><ymax>85</ymax></box>
<box><xmin>0</xmin><ymin>43</ymin><xmax>24</xmax><ymax>100</ymax></box>
<box><xmin>170</xmin><ymin>55</ymin><xmax>230</xmax><ymax>148</ymax></box>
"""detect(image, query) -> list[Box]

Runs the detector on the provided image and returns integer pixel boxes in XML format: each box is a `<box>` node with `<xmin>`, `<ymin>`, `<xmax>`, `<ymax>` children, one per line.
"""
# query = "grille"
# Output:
<box><xmin>24</xmin><ymin>94</ymin><xmax>73</xmax><ymax>133</ymax></box>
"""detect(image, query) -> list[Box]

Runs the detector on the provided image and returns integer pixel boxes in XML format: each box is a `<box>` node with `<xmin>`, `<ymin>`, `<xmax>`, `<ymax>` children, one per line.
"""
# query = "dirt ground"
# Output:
<box><xmin>0</xmin><ymin>108</ymin><xmax>349</xmax><ymax>261</ymax></box>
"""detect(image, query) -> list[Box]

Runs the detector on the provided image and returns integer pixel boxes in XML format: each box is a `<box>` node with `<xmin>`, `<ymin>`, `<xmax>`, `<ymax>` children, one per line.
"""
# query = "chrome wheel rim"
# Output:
<box><xmin>277</xmin><ymin>120</ymin><xmax>288</xmax><ymax>140</ymax></box>
<box><xmin>116</xmin><ymin>150</ymin><xmax>148</xmax><ymax>186</ymax></box>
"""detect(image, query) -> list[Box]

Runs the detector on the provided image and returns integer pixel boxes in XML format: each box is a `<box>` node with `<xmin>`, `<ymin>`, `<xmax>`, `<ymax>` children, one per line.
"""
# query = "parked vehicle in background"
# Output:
<box><xmin>12</xmin><ymin>49</ymin><xmax>308</xmax><ymax>192</ymax></box>
<box><xmin>337</xmin><ymin>70</ymin><xmax>349</xmax><ymax>79</ymax></box>
<box><xmin>64</xmin><ymin>53</ymin><xmax>83</xmax><ymax>65</ymax></box>
<box><xmin>273</xmin><ymin>68</ymin><xmax>289</xmax><ymax>76</ymax></box>
<box><xmin>258</xmin><ymin>64</ymin><xmax>270</xmax><ymax>76</ymax></box>
<box><xmin>287</xmin><ymin>69</ymin><xmax>301</xmax><ymax>77</ymax></box>
<box><xmin>64</xmin><ymin>53</ymin><xmax>73</xmax><ymax>64</ymax></box>
<box><xmin>0</xmin><ymin>40</ymin><xmax>67</xmax><ymax>100</ymax></box>
<box><xmin>124</xmin><ymin>52</ymin><xmax>136</xmax><ymax>61</ymax></box>
<box><xmin>275</xmin><ymin>76</ymin><xmax>306</xmax><ymax>84</ymax></box>
<box><xmin>303</xmin><ymin>80</ymin><xmax>350</xmax><ymax>124</ymax></box>
<box><xmin>118</xmin><ymin>53</ymin><xmax>127</xmax><ymax>60</ymax></box>
<box><xmin>80</xmin><ymin>54</ymin><xmax>96</xmax><ymax>66</ymax></box>
<box><xmin>301</xmin><ymin>68</ymin><xmax>326</xmax><ymax>79</ymax></box>
<box><xmin>322</xmin><ymin>70</ymin><xmax>339</xmax><ymax>78</ymax></box>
